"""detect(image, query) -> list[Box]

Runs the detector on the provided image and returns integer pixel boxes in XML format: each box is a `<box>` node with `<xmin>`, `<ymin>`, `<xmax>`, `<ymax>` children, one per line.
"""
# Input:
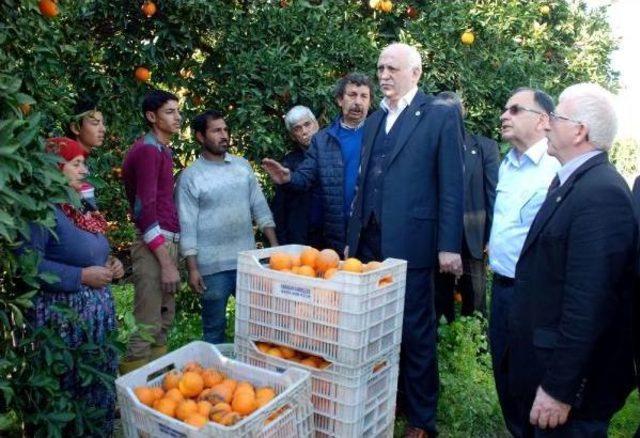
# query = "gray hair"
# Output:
<box><xmin>284</xmin><ymin>105</ymin><xmax>317</xmax><ymax>132</ymax></box>
<box><xmin>559</xmin><ymin>83</ymin><xmax>617</xmax><ymax>151</ymax></box>
<box><xmin>382</xmin><ymin>43</ymin><xmax>422</xmax><ymax>72</ymax></box>
<box><xmin>436</xmin><ymin>91</ymin><xmax>464</xmax><ymax>116</ymax></box>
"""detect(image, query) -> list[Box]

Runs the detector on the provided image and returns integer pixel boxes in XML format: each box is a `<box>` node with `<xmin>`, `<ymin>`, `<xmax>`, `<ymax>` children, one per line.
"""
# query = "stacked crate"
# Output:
<box><xmin>234</xmin><ymin>245</ymin><xmax>407</xmax><ymax>437</ymax></box>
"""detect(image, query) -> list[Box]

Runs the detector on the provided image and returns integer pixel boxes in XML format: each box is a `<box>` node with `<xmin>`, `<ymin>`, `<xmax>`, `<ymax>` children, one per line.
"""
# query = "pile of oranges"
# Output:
<box><xmin>256</xmin><ymin>341</ymin><xmax>331</xmax><ymax>369</ymax></box>
<box><xmin>133</xmin><ymin>361</ymin><xmax>277</xmax><ymax>429</ymax></box>
<box><xmin>268</xmin><ymin>247</ymin><xmax>384</xmax><ymax>280</ymax></box>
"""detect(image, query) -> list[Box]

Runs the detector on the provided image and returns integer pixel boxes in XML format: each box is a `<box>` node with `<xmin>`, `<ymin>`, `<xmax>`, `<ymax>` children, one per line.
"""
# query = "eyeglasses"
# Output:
<box><xmin>549</xmin><ymin>112</ymin><xmax>582</xmax><ymax>125</ymax></box>
<box><xmin>504</xmin><ymin>104</ymin><xmax>545</xmax><ymax>116</ymax></box>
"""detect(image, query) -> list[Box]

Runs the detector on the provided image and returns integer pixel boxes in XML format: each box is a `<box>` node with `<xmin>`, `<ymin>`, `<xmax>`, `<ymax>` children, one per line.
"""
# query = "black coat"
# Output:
<box><xmin>507</xmin><ymin>153</ymin><xmax>637</xmax><ymax>420</ymax></box>
<box><xmin>347</xmin><ymin>91</ymin><xmax>464</xmax><ymax>268</ymax></box>
<box><xmin>463</xmin><ymin>133</ymin><xmax>499</xmax><ymax>259</ymax></box>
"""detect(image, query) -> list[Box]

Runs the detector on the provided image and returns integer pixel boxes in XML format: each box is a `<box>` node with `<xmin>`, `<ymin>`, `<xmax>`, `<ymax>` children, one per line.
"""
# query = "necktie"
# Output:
<box><xmin>546</xmin><ymin>175</ymin><xmax>560</xmax><ymax>199</ymax></box>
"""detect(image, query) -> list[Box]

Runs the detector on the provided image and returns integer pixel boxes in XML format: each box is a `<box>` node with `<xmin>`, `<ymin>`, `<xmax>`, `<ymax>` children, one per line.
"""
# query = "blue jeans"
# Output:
<box><xmin>202</xmin><ymin>270</ymin><xmax>236</xmax><ymax>344</ymax></box>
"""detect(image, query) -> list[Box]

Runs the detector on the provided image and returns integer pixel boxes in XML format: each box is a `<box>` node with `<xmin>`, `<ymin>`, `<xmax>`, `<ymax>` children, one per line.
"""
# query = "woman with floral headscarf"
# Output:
<box><xmin>22</xmin><ymin>137</ymin><xmax>123</xmax><ymax>435</ymax></box>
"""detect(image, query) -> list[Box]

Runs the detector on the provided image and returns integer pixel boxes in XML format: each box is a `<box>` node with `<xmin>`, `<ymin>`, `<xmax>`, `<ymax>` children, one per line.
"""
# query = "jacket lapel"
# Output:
<box><xmin>385</xmin><ymin>91</ymin><xmax>431</xmax><ymax>170</ymax></box>
<box><xmin>520</xmin><ymin>153</ymin><xmax>608</xmax><ymax>256</ymax></box>
<box><xmin>359</xmin><ymin>110</ymin><xmax>385</xmax><ymax>182</ymax></box>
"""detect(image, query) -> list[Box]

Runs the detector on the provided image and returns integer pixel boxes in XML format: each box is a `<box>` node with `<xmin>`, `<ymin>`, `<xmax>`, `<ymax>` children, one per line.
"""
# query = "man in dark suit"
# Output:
<box><xmin>433</xmin><ymin>91</ymin><xmax>499</xmax><ymax>322</ymax></box>
<box><xmin>504</xmin><ymin>83</ymin><xmax>637</xmax><ymax>436</ymax></box>
<box><xmin>346</xmin><ymin>43</ymin><xmax>464</xmax><ymax>437</ymax></box>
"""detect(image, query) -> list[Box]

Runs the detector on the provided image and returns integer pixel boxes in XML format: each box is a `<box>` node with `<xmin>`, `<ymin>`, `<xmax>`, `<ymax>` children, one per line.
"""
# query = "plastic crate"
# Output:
<box><xmin>235</xmin><ymin>338</ymin><xmax>399</xmax><ymax>437</ymax></box>
<box><xmin>215</xmin><ymin>343</ymin><xmax>235</xmax><ymax>359</ymax></box>
<box><xmin>235</xmin><ymin>245</ymin><xmax>407</xmax><ymax>366</ymax></box>
<box><xmin>116</xmin><ymin>341</ymin><xmax>314</xmax><ymax>438</ymax></box>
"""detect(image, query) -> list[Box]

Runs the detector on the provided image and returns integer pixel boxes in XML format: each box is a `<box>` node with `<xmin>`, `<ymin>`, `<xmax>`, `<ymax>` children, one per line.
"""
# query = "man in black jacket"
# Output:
<box><xmin>433</xmin><ymin>91</ymin><xmax>499</xmax><ymax>322</ymax></box>
<box><xmin>504</xmin><ymin>83</ymin><xmax>637</xmax><ymax>436</ymax></box>
<box><xmin>263</xmin><ymin>73</ymin><xmax>373</xmax><ymax>253</ymax></box>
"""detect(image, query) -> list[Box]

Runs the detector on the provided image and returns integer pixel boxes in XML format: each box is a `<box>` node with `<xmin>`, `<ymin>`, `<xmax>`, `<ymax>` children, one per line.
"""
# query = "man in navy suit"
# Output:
<box><xmin>346</xmin><ymin>43</ymin><xmax>464</xmax><ymax>437</ymax></box>
<box><xmin>433</xmin><ymin>91</ymin><xmax>499</xmax><ymax>322</ymax></box>
<box><xmin>504</xmin><ymin>83</ymin><xmax>637</xmax><ymax>436</ymax></box>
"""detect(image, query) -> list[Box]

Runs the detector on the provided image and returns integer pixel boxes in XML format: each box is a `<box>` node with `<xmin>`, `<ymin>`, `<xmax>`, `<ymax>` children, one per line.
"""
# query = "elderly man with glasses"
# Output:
<box><xmin>504</xmin><ymin>83</ymin><xmax>638</xmax><ymax>436</ymax></box>
<box><xmin>488</xmin><ymin>87</ymin><xmax>560</xmax><ymax>436</ymax></box>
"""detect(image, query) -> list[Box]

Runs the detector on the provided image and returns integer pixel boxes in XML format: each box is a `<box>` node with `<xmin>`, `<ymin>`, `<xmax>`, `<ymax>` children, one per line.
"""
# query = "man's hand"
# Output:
<box><xmin>160</xmin><ymin>262</ymin><xmax>180</xmax><ymax>294</ymax></box>
<box><xmin>188</xmin><ymin>268</ymin><xmax>206</xmax><ymax>294</ymax></box>
<box><xmin>438</xmin><ymin>251</ymin><xmax>462</xmax><ymax>277</ymax></box>
<box><xmin>529</xmin><ymin>386</ymin><xmax>571</xmax><ymax>429</ymax></box>
<box><xmin>106</xmin><ymin>256</ymin><xmax>124</xmax><ymax>280</ymax></box>
<box><xmin>261</xmin><ymin>158</ymin><xmax>292</xmax><ymax>184</ymax></box>
<box><xmin>81</xmin><ymin>266</ymin><xmax>113</xmax><ymax>288</ymax></box>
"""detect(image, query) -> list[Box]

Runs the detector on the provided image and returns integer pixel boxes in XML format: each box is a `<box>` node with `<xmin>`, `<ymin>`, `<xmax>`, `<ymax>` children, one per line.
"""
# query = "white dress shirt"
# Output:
<box><xmin>380</xmin><ymin>86</ymin><xmax>419</xmax><ymax>133</ymax></box>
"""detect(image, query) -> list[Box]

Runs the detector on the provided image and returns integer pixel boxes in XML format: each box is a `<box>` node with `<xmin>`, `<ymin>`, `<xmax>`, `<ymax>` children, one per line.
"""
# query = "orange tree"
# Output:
<box><xmin>1</xmin><ymin>0</ymin><xmax>618</xmax><ymax>435</ymax></box>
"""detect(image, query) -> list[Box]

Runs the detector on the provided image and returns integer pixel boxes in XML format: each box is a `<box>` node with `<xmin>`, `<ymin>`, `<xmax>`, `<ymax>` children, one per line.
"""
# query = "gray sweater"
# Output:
<box><xmin>176</xmin><ymin>154</ymin><xmax>275</xmax><ymax>275</ymax></box>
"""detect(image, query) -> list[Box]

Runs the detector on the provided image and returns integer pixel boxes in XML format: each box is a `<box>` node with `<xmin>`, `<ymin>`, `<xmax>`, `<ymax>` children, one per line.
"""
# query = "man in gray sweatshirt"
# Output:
<box><xmin>176</xmin><ymin>109</ymin><xmax>278</xmax><ymax>344</ymax></box>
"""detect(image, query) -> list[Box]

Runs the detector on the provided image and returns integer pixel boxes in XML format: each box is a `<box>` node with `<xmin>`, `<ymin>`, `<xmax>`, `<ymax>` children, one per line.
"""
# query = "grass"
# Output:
<box><xmin>112</xmin><ymin>283</ymin><xmax>640</xmax><ymax>436</ymax></box>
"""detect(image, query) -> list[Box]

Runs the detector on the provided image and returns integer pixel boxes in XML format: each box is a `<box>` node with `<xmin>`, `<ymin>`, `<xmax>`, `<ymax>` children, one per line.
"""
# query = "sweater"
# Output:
<box><xmin>176</xmin><ymin>154</ymin><xmax>275</xmax><ymax>275</ymax></box>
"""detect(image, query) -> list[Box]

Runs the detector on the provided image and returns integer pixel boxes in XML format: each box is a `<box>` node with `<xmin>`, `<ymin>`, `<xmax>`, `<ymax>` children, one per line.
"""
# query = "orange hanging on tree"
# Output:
<box><xmin>141</xmin><ymin>1</ymin><xmax>157</xmax><ymax>18</ymax></box>
<box><xmin>134</xmin><ymin>66</ymin><xmax>152</xmax><ymax>82</ymax></box>
<box><xmin>39</xmin><ymin>0</ymin><xmax>59</xmax><ymax>18</ymax></box>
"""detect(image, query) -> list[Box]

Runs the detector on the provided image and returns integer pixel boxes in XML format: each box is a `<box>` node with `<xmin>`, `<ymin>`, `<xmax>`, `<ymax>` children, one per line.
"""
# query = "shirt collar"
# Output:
<box><xmin>340</xmin><ymin>117</ymin><xmax>365</xmax><ymax>130</ymax></box>
<box><xmin>381</xmin><ymin>86</ymin><xmax>419</xmax><ymax>114</ymax></box>
<box><xmin>557</xmin><ymin>150</ymin><xmax>603</xmax><ymax>186</ymax></box>
<box><xmin>199</xmin><ymin>152</ymin><xmax>232</xmax><ymax>163</ymax></box>
<box><xmin>506</xmin><ymin>138</ymin><xmax>548</xmax><ymax>167</ymax></box>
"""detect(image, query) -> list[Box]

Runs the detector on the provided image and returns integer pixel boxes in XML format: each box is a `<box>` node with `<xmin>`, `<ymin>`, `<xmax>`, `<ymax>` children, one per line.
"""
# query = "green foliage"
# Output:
<box><xmin>610</xmin><ymin>137</ymin><xmax>639</xmax><ymax>179</ymax></box>
<box><xmin>436</xmin><ymin>316</ymin><xmax>505</xmax><ymax>437</ymax></box>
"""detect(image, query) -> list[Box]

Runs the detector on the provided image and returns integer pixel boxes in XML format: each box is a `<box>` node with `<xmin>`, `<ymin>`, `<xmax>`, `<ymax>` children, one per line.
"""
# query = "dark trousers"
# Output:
<box><xmin>357</xmin><ymin>217</ymin><xmax>439</xmax><ymax>433</ymax></box>
<box><xmin>489</xmin><ymin>278</ymin><xmax>523</xmax><ymax>437</ymax></box>
<box><xmin>434</xmin><ymin>252</ymin><xmax>487</xmax><ymax>323</ymax></box>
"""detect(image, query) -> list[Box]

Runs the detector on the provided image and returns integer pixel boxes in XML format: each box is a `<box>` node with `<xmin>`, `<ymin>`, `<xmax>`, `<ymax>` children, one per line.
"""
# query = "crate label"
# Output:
<box><xmin>157</xmin><ymin>422</ymin><xmax>187</xmax><ymax>437</ymax></box>
<box><xmin>274</xmin><ymin>282</ymin><xmax>312</xmax><ymax>301</ymax></box>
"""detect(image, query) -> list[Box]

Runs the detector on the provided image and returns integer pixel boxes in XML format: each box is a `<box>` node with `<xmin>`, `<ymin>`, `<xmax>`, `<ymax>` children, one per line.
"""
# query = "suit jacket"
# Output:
<box><xmin>631</xmin><ymin>176</ymin><xmax>640</xmax><ymax>392</ymax></box>
<box><xmin>507</xmin><ymin>153</ymin><xmax>637</xmax><ymax>419</ymax></box>
<box><xmin>463</xmin><ymin>133</ymin><xmax>499</xmax><ymax>259</ymax></box>
<box><xmin>346</xmin><ymin>91</ymin><xmax>464</xmax><ymax>269</ymax></box>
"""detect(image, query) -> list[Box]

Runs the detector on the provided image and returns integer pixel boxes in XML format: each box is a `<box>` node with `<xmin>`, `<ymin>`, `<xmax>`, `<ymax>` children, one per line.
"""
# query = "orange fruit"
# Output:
<box><xmin>269</xmin><ymin>252</ymin><xmax>292</xmax><ymax>271</ymax></box>
<box><xmin>324</xmin><ymin>267</ymin><xmax>338</xmax><ymax>279</ymax></box>
<box><xmin>380</xmin><ymin>0</ymin><xmax>393</xmax><ymax>12</ymax></box>
<box><xmin>291</xmin><ymin>266</ymin><xmax>300</xmax><ymax>274</ymax></box>
<box><xmin>179</xmin><ymin>371</ymin><xmax>204</xmax><ymax>398</ymax></box>
<box><xmin>232</xmin><ymin>391</ymin><xmax>258</xmax><ymax>416</ymax></box>
<box><xmin>363</xmin><ymin>261</ymin><xmax>382</xmax><ymax>272</ymax></box>
<box><xmin>454</xmin><ymin>292</ymin><xmax>463</xmax><ymax>303</ymax></box>
<box><xmin>165</xmin><ymin>387</ymin><xmax>184</xmax><ymax>403</ymax></box>
<box><xmin>290</xmin><ymin>254</ymin><xmax>301</xmax><ymax>267</ymax></box>
<box><xmin>316</xmin><ymin>249</ymin><xmax>340</xmax><ymax>274</ymax></box>
<box><xmin>154</xmin><ymin>397</ymin><xmax>177</xmax><ymax>418</ymax></box>
<box><xmin>369</xmin><ymin>0</ymin><xmax>381</xmax><ymax>9</ymax></box>
<box><xmin>378</xmin><ymin>274</ymin><xmax>394</xmax><ymax>287</ymax></box>
<box><xmin>134</xmin><ymin>386</ymin><xmax>155</xmax><ymax>407</ymax></box>
<box><xmin>219</xmin><ymin>411</ymin><xmax>242</xmax><ymax>426</ymax></box>
<box><xmin>300</xmin><ymin>247</ymin><xmax>320</xmax><ymax>269</ymax></box>
<box><xmin>184</xmin><ymin>412</ymin><xmax>208</xmax><ymax>428</ymax></box>
<box><xmin>300</xmin><ymin>357</ymin><xmax>319</xmax><ymax>368</ymax></box>
<box><xmin>201</xmin><ymin>368</ymin><xmax>224</xmax><ymax>388</ymax></box>
<box><xmin>279</xmin><ymin>346</ymin><xmax>296</xmax><ymax>359</ymax></box>
<box><xmin>151</xmin><ymin>386</ymin><xmax>165</xmax><ymax>401</ymax></box>
<box><xmin>183</xmin><ymin>361</ymin><xmax>204</xmax><ymax>374</ymax></box>
<box><xmin>266</xmin><ymin>347</ymin><xmax>283</xmax><ymax>358</ymax></box>
<box><xmin>461</xmin><ymin>30</ymin><xmax>475</xmax><ymax>46</ymax></box>
<box><xmin>297</xmin><ymin>265</ymin><xmax>316</xmax><ymax>277</ymax></box>
<box><xmin>163</xmin><ymin>370</ymin><xmax>182</xmax><ymax>391</ymax></box>
<box><xmin>141</xmin><ymin>0</ymin><xmax>157</xmax><ymax>18</ymax></box>
<box><xmin>175</xmin><ymin>399</ymin><xmax>198</xmax><ymax>421</ymax></box>
<box><xmin>38</xmin><ymin>0</ymin><xmax>59</xmax><ymax>18</ymax></box>
<box><xmin>221</xmin><ymin>379</ymin><xmax>238</xmax><ymax>393</ymax></box>
<box><xmin>342</xmin><ymin>258</ymin><xmax>363</xmax><ymax>273</ymax></box>
<box><xmin>196</xmin><ymin>400</ymin><xmax>213</xmax><ymax>417</ymax></box>
<box><xmin>210</xmin><ymin>402</ymin><xmax>232</xmax><ymax>422</ymax></box>
<box><xmin>134</xmin><ymin>66</ymin><xmax>151</xmax><ymax>82</ymax></box>
<box><xmin>256</xmin><ymin>342</ymin><xmax>271</xmax><ymax>353</ymax></box>
<box><xmin>255</xmin><ymin>387</ymin><xmax>276</xmax><ymax>407</ymax></box>
<box><xmin>234</xmin><ymin>381</ymin><xmax>255</xmax><ymax>396</ymax></box>
<box><xmin>540</xmin><ymin>5</ymin><xmax>550</xmax><ymax>14</ymax></box>
<box><xmin>19</xmin><ymin>103</ymin><xmax>31</xmax><ymax>116</ymax></box>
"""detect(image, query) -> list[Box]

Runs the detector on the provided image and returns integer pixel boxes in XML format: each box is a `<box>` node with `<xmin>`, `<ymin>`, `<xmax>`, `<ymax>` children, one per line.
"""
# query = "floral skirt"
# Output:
<box><xmin>32</xmin><ymin>284</ymin><xmax>118</xmax><ymax>436</ymax></box>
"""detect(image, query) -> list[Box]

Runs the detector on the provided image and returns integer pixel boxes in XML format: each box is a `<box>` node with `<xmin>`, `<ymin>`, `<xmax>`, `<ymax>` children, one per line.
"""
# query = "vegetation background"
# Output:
<box><xmin>1</xmin><ymin>0</ymin><xmax>638</xmax><ymax>436</ymax></box>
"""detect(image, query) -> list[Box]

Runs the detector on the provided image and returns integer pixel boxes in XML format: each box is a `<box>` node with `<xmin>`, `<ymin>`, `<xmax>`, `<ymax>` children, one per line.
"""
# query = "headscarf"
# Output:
<box><xmin>47</xmin><ymin>137</ymin><xmax>107</xmax><ymax>234</ymax></box>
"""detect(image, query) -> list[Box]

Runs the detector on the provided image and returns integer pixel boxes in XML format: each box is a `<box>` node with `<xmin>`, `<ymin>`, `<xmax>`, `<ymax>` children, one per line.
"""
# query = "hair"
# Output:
<box><xmin>436</xmin><ymin>91</ymin><xmax>464</xmax><ymax>116</ymax></box>
<box><xmin>192</xmin><ymin>109</ymin><xmax>225</xmax><ymax>139</ymax></box>
<box><xmin>559</xmin><ymin>83</ymin><xmax>617</xmax><ymax>151</ymax></box>
<box><xmin>333</xmin><ymin>72</ymin><xmax>374</xmax><ymax>100</ymax></box>
<box><xmin>284</xmin><ymin>105</ymin><xmax>316</xmax><ymax>132</ymax></box>
<box><xmin>509</xmin><ymin>87</ymin><xmax>555</xmax><ymax>114</ymax></box>
<box><xmin>141</xmin><ymin>90</ymin><xmax>179</xmax><ymax>126</ymax></box>
<box><xmin>382</xmin><ymin>43</ymin><xmax>422</xmax><ymax>72</ymax></box>
<box><xmin>65</xmin><ymin>95</ymin><xmax>100</xmax><ymax>137</ymax></box>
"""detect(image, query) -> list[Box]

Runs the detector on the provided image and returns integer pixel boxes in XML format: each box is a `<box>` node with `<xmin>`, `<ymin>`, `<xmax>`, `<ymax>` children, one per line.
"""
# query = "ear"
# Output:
<box><xmin>145</xmin><ymin>110</ymin><xmax>157</xmax><ymax>125</ymax></box>
<box><xmin>70</xmin><ymin>122</ymin><xmax>81</xmax><ymax>136</ymax></box>
<box><xmin>195</xmin><ymin>131</ymin><xmax>205</xmax><ymax>145</ymax></box>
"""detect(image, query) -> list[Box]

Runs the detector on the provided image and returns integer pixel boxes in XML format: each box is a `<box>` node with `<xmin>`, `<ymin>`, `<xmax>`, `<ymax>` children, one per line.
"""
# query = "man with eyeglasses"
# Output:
<box><xmin>504</xmin><ymin>83</ymin><xmax>637</xmax><ymax>435</ymax></box>
<box><xmin>488</xmin><ymin>87</ymin><xmax>560</xmax><ymax>436</ymax></box>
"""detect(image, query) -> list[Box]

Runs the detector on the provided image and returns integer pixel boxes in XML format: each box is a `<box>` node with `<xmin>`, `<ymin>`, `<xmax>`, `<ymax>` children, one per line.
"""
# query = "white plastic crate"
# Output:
<box><xmin>235</xmin><ymin>245</ymin><xmax>407</xmax><ymax>366</ymax></box>
<box><xmin>235</xmin><ymin>338</ymin><xmax>399</xmax><ymax>437</ymax></box>
<box><xmin>116</xmin><ymin>341</ymin><xmax>314</xmax><ymax>438</ymax></box>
